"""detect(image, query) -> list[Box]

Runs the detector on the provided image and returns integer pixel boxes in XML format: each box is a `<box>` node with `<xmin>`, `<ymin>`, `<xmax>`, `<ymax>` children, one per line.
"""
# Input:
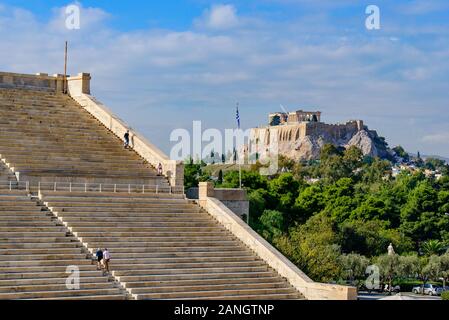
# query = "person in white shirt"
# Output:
<box><xmin>102</xmin><ymin>248</ymin><xmax>111</xmax><ymax>274</ymax></box>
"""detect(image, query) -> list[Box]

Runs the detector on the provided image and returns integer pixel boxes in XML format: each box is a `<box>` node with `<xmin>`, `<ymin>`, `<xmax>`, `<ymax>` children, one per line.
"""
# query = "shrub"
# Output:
<box><xmin>442</xmin><ymin>291</ymin><xmax>449</xmax><ymax>301</ymax></box>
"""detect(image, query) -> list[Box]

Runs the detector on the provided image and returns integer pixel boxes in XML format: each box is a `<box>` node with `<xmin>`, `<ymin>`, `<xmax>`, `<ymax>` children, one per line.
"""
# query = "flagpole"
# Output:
<box><xmin>64</xmin><ymin>41</ymin><xmax>68</xmax><ymax>94</ymax></box>
<box><xmin>236</xmin><ymin>103</ymin><xmax>248</xmax><ymax>225</ymax></box>
<box><xmin>236</xmin><ymin>102</ymin><xmax>242</xmax><ymax>190</ymax></box>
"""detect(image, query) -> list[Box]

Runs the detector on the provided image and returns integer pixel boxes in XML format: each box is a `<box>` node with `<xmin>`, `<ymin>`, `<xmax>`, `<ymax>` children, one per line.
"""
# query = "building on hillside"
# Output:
<box><xmin>269</xmin><ymin>110</ymin><xmax>322</xmax><ymax>126</ymax></box>
<box><xmin>246</xmin><ymin>110</ymin><xmax>386</xmax><ymax>162</ymax></box>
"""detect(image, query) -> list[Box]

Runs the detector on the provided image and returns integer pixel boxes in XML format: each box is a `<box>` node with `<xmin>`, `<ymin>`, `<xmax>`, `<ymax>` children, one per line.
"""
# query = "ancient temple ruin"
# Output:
<box><xmin>249</xmin><ymin>110</ymin><xmax>387</xmax><ymax>161</ymax></box>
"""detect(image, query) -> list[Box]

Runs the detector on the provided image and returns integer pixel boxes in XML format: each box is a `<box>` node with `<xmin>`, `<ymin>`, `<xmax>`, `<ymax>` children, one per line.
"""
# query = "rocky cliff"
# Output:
<box><xmin>251</xmin><ymin>121</ymin><xmax>390</xmax><ymax>162</ymax></box>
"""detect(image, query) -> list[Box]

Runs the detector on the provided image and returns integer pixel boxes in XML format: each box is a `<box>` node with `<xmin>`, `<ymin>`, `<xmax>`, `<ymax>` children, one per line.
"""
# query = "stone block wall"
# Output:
<box><xmin>198</xmin><ymin>183</ymin><xmax>249</xmax><ymax>219</ymax></box>
<box><xmin>0</xmin><ymin>72</ymin><xmax>65</xmax><ymax>92</ymax></box>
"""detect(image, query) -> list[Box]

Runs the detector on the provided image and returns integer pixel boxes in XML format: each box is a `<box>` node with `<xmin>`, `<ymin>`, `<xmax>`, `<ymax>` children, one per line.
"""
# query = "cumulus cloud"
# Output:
<box><xmin>422</xmin><ymin>133</ymin><xmax>449</xmax><ymax>144</ymax></box>
<box><xmin>196</xmin><ymin>4</ymin><xmax>239</xmax><ymax>30</ymax></box>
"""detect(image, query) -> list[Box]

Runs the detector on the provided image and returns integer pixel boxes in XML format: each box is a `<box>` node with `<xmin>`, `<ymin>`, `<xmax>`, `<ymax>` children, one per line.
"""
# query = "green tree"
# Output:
<box><xmin>268</xmin><ymin>173</ymin><xmax>300</xmax><ymax>214</ymax></box>
<box><xmin>276</xmin><ymin>214</ymin><xmax>342</xmax><ymax>282</ymax></box>
<box><xmin>278</xmin><ymin>155</ymin><xmax>296</xmax><ymax>172</ymax></box>
<box><xmin>352</xmin><ymin>196</ymin><xmax>389</xmax><ymax>221</ymax></box>
<box><xmin>184</xmin><ymin>162</ymin><xmax>201</xmax><ymax>189</ymax></box>
<box><xmin>439</xmin><ymin>254</ymin><xmax>449</xmax><ymax>288</ymax></box>
<box><xmin>217</xmin><ymin>169</ymin><xmax>223</xmax><ymax>185</ymax></box>
<box><xmin>415</xmin><ymin>151</ymin><xmax>424</xmax><ymax>168</ymax></box>
<box><xmin>392</xmin><ymin>146</ymin><xmax>410</xmax><ymax>162</ymax></box>
<box><xmin>398</xmin><ymin>254</ymin><xmax>420</xmax><ymax>279</ymax></box>
<box><xmin>361</xmin><ymin>158</ymin><xmax>392</xmax><ymax>184</ymax></box>
<box><xmin>438</xmin><ymin>191</ymin><xmax>449</xmax><ymax>214</ymax></box>
<box><xmin>320</xmin><ymin>155</ymin><xmax>351</xmax><ymax>182</ymax></box>
<box><xmin>420</xmin><ymin>240</ymin><xmax>446</xmax><ymax>256</ymax></box>
<box><xmin>339</xmin><ymin>220</ymin><xmax>413</xmax><ymax>257</ymax></box>
<box><xmin>423</xmin><ymin>255</ymin><xmax>449</xmax><ymax>287</ymax></box>
<box><xmin>376</xmin><ymin>254</ymin><xmax>401</xmax><ymax>293</ymax></box>
<box><xmin>258</xmin><ymin>210</ymin><xmax>285</xmax><ymax>242</ymax></box>
<box><xmin>400</xmin><ymin>255</ymin><xmax>430</xmax><ymax>294</ymax></box>
<box><xmin>320</xmin><ymin>144</ymin><xmax>342</xmax><ymax>161</ymax></box>
<box><xmin>248</xmin><ymin>189</ymin><xmax>267</xmax><ymax>225</ymax></box>
<box><xmin>221</xmin><ymin>170</ymin><xmax>268</xmax><ymax>190</ymax></box>
<box><xmin>343</xmin><ymin>146</ymin><xmax>364</xmax><ymax>172</ymax></box>
<box><xmin>424</xmin><ymin>158</ymin><xmax>446</xmax><ymax>171</ymax></box>
<box><xmin>293</xmin><ymin>184</ymin><xmax>324</xmax><ymax>223</ymax></box>
<box><xmin>339</xmin><ymin>253</ymin><xmax>369</xmax><ymax>284</ymax></box>
<box><xmin>323</xmin><ymin>178</ymin><xmax>356</xmax><ymax>223</ymax></box>
<box><xmin>400</xmin><ymin>180</ymin><xmax>440</xmax><ymax>243</ymax></box>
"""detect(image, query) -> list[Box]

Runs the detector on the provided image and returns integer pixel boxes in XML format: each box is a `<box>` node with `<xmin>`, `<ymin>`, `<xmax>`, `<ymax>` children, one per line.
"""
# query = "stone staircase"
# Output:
<box><xmin>0</xmin><ymin>161</ymin><xmax>17</xmax><ymax>190</ymax></box>
<box><xmin>0</xmin><ymin>88</ymin><xmax>168</xmax><ymax>187</ymax></box>
<box><xmin>40</xmin><ymin>191</ymin><xmax>303</xmax><ymax>300</ymax></box>
<box><xmin>0</xmin><ymin>190</ymin><xmax>127</xmax><ymax>300</ymax></box>
<box><xmin>0</xmin><ymin>86</ymin><xmax>305</xmax><ymax>300</ymax></box>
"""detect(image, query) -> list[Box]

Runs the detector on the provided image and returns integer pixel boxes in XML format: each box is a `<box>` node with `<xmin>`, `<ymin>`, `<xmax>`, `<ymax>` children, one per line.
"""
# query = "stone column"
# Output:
<box><xmin>199</xmin><ymin>182</ymin><xmax>215</xmax><ymax>198</ymax></box>
<box><xmin>199</xmin><ymin>182</ymin><xmax>214</xmax><ymax>207</ymax></box>
<box><xmin>53</xmin><ymin>74</ymin><xmax>66</xmax><ymax>93</ymax></box>
<box><xmin>67</xmin><ymin>72</ymin><xmax>91</xmax><ymax>96</ymax></box>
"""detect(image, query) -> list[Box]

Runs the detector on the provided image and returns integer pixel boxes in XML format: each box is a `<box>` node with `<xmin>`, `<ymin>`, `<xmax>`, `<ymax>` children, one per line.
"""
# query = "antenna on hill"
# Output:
<box><xmin>63</xmin><ymin>41</ymin><xmax>68</xmax><ymax>94</ymax></box>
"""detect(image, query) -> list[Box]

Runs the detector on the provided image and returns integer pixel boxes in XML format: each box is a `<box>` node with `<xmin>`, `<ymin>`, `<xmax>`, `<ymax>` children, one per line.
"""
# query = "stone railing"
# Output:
<box><xmin>198</xmin><ymin>182</ymin><xmax>357</xmax><ymax>300</ymax></box>
<box><xmin>67</xmin><ymin>73</ymin><xmax>184</xmax><ymax>187</ymax></box>
<box><xmin>0</xmin><ymin>72</ymin><xmax>65</xmax><ymax>92</ymax></box>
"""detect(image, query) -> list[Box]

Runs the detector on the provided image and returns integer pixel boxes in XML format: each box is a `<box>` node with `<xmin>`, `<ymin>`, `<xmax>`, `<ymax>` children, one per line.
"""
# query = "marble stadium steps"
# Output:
<box><xmin>41</xmin><ymin>191</ymin><xmax>303</xmax><ymax>300</ymax></box>
<box><xmin>0</xmin><ymin>162</ymin><xmax>15</xmax><ymax>180</ymax></box>
<box><xmin>0</xmin><ymin>88</ymin><xmax>167</xmax><ymax>185</ymax></box>
<box><xmin>0</xmin><ymin>162</ymin><xmax>18</xmax><ymax>191</ymax></box>
<box><xmin>0</xmin><ymin>190</ymin><xmax>127</xmax><ymax>300</ymax></box>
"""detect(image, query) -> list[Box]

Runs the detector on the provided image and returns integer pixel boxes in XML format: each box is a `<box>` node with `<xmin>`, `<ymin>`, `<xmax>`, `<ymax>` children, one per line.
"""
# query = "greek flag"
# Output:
<box><xmin>236</xmin><ymin>104</ymin><xmax>240</xmax><ymax>129</ymax></box>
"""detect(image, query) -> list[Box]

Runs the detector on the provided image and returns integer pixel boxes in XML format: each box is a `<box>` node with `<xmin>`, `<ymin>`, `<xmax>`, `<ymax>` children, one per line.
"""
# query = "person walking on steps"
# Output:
<box><xmin>103</xmin><ymin>248</ymin><xmax>111</xmax><ymax>274</ymax></box>
<box><xmin>124</xmin><ymin>130</ymin><xmax>130</xmax><ymax>149</ymax></box>
<box><xmin>157</xmin><ymin>163</ymin><xmax>163</xmax><ymax>176</ymax></box>
<box><xmin>95</xmin><ymin>248</ymin><xmax>103</xmax><ymax>270</ymax></box>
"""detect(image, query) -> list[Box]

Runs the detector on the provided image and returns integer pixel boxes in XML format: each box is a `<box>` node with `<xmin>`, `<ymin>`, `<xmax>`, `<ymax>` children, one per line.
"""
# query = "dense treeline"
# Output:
<box><xmin>185</xmin><ymin>145</ymin><xmax>449</xmax><ymax>286</ymax></box>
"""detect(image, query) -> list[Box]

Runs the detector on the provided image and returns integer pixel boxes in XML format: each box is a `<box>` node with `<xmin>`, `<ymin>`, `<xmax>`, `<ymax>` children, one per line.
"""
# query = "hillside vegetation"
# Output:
<box><xmin>185</xmin><ymin>145</ymin><xmax>449</xmax><ymax>285</ymax></box>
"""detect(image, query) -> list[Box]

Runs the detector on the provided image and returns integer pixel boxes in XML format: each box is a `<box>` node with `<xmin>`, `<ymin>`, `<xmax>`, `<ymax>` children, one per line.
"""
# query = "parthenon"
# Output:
<box><xmin>269</xmin><ymin>110</ymin><xmax>322</xmax><ymax>126</ymax></box>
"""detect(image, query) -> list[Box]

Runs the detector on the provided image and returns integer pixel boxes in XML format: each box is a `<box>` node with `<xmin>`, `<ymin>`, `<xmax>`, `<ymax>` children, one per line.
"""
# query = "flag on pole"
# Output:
<box><xmin>236</xmin><ymin>103</ymin><xmax>240</xmax><ymax>129</ymax></box>
<box><xmin>235</xmin><ymin>103</ymin><xmax>243</xmax><ymax>191</ymax></box>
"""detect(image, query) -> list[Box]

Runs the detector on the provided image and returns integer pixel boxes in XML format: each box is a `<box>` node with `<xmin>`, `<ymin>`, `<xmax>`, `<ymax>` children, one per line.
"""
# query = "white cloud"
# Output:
<box><xmin>196</xmin><ymin>4</ymin><xmax>239</xmax><ymax>30</ymax></box>
<box><xmin>422</xmin><ymin>133</ymin><xmax>449</xmax><ymax>144</ymax></box>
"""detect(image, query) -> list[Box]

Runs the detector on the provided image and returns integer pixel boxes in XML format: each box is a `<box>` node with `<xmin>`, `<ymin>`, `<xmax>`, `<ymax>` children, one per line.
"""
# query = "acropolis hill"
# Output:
<box><xmin>250</xmin><ymin>110</ymin><xmax>389</xmax><ymax>161</ymax></box>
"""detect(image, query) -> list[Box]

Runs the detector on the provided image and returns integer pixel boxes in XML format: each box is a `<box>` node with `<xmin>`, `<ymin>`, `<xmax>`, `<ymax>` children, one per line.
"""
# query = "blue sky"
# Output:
<box><xmin>1</xmin><ymin>1</ymin><xmax>449</xmax><ymax>157</ymax></box>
